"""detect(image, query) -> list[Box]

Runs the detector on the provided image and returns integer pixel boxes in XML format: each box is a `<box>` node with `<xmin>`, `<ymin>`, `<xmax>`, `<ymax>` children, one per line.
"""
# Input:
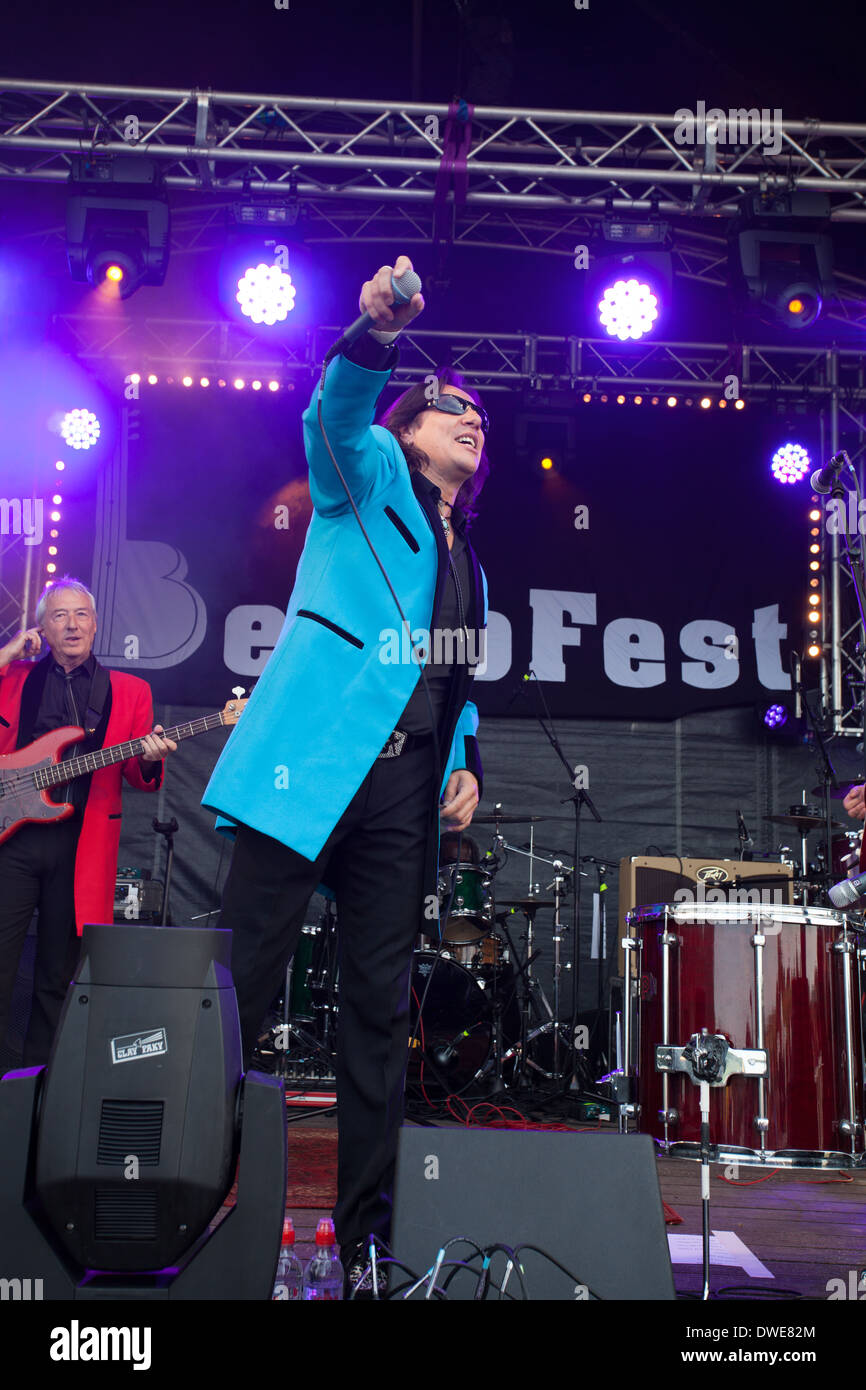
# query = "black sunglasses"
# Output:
<box><xmin>425</xmin><ymin>392</ymin><xmax>489</xmax><ymax>436</ymax></box>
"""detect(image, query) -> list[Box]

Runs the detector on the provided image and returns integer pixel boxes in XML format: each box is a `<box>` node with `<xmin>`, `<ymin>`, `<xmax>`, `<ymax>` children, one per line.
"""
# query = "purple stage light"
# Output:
<box><xmin>763</xmin><ymin>704</ymin><xmax>788</xmax><ymax>729</ymax></box>
<box><xmin>236</xmin><ymin>264</ymin><xmax>297</xmax><ymax>325</ymax></box>
<box><xmin>60</xmin><ymin>408</ymin><xmax>101</xmax><ymax>450</ymax></box>
<box><xmin>771</xmin><ymin>442</ymin><xmax>810</xmax><ymax>485</ymax></box>
<box><xmin>597</xmin><ymin>278</ymin><xmax>659</xmax><ymax>341</ymax></box>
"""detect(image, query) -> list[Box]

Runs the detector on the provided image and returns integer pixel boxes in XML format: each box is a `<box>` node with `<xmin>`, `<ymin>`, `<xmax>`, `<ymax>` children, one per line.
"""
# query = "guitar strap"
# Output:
<box><xmin>79</xmin><ymin>663</ymin><xmax>112</xmax><ymax>753</ymax></box>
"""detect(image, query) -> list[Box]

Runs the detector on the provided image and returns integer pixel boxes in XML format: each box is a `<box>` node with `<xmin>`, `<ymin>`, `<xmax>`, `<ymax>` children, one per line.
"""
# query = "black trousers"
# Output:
<box><xmin>0</xmin><ymin>818</ymin><xmax>82</xmax><ymax>1070</ymax></box>
<box><xmin>219</xmin><ymin>742</ymin><xmax>437</xmax><ymax>1249</ymax></box>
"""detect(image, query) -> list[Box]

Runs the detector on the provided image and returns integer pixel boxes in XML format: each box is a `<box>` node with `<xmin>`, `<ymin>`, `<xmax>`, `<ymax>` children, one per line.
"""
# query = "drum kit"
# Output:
<box><xmin>257</xmin><ymin>805</ymin><xmax>583</xmax><ymax>1098</ymax></box>
<box><xmin>256</xmin><ymin>782</ymin><xmax>866</xmax><ymax>1176</ymax></box>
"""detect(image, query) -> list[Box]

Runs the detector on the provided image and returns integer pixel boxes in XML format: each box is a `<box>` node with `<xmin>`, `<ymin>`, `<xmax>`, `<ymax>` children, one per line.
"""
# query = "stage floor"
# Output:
<box><xmin>281</xmin><ymin>1111</ymin><xmax>866</xmax><ymax>1302</ymax></box>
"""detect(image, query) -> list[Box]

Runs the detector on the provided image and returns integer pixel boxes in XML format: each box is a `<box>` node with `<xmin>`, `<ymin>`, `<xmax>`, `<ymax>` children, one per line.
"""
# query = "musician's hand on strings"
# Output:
<box><xmin>139</xmin><ymin>725</ymin><xmax>177</xmax><ymax>773</ymax></box>
<box><xmin>843</xmin><ymin>784</ymin><xmax>866</xmax><ymax>821</ymax></box>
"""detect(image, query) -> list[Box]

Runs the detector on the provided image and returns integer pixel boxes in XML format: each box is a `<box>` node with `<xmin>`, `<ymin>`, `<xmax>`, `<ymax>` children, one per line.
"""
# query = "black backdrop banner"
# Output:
<box><xmin>80</xmin><ymin>382</ymin><xmax>807</xmax><ymax>720</ymax></box>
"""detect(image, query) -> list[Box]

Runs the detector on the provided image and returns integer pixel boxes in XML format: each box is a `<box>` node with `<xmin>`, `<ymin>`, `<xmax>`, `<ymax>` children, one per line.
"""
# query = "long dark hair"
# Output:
<box><xmin>380</xmin><ymin>366</ymin><xmax>490</xmax><ymax>524</ymax></box>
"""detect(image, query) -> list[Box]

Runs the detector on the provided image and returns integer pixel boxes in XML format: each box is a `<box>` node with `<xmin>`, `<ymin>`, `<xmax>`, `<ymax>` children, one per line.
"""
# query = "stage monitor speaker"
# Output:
<box><xmin>35</xmin><ymin>923</ymin><xmax>242</xmax><ymax>1272</ymax></box>
<box><xmin>391</xmin><ymin>1127</ymin><xmax>674</xmax><ymax>1300</ymax></box>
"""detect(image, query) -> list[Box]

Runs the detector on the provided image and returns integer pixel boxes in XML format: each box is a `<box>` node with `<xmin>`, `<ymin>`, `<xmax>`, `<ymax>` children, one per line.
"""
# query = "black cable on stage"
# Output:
<box><xmin>510</xmin><ymin>1241</ymin><xmax>603</xmax><ymax>1300</ymax></box>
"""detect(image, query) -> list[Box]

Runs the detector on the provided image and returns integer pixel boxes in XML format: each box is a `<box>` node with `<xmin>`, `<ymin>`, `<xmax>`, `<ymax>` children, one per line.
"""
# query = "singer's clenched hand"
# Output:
<box><xmin>359</xmin><ymin>256</ymin><xmax>424</xmax><ymax>333</ymax></box>
<box><xmin>439</xmin><ymin>770</ymin><xmax>479</xmax><ymax>832</ymax></box>
<box><xmin>843</xmin><ymin>784</ymin><xmax>866</xmax><ymax>821</ymax></box>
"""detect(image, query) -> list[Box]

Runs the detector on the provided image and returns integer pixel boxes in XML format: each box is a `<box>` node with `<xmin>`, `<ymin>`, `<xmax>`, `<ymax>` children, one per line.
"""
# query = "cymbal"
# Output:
<box><xmin>811</xmin><ymin>782</ymin><xmax>860</xmax><ymax>801</ymax></box>
<box><xmin>764</xmin><ymin>813</ymin><xmax>844</xmax><ymax>831</ymax></box>
<box><xmin>499</xmin><ymin>896</ymin><xmax>557</xmax><ymax>911</ymax></box>
<box><xmin>475</xmin><ymin>812</ymin><xmax>559</xmax><ymax>825</ymax></box>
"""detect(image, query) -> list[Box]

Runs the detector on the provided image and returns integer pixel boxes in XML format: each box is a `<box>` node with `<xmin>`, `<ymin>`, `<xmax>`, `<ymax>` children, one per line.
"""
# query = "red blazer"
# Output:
<box><xmin>0</xmin><ymin>660</ymin><xmax>162</xmax><ymax>934</ymax></box>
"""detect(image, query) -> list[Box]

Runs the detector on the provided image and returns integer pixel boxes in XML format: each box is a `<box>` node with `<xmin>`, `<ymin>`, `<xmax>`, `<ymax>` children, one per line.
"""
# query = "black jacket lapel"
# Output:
<box><xmin>16</xmin><ymin>657</ymin><xmax>51</xmax><ymax>749</ymax></box>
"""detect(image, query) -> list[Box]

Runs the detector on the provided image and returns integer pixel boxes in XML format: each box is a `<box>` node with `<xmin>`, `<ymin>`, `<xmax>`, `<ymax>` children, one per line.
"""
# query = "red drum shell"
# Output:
<box><xmin>633</xmin><ymin>904</ymin><xmax>863</xmax><ymax>1159</ymax></box>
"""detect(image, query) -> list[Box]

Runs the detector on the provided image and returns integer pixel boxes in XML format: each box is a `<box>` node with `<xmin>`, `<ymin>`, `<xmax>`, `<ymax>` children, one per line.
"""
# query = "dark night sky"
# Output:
<box><xmin>3</xmin><ymin>0</ymin><xmax>864</xmax><ymax>122</ymax></box>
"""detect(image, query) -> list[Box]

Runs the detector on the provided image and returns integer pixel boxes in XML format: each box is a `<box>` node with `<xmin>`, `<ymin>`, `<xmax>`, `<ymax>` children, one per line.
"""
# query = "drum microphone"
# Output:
<box><xmin>324</xmin><ymin>266</ymin><xmax>422</xmax><ymax>363</ymax></box>
<box><xmin>810</xmin><ymin>450</ymin><xmax>852</xmax><ymax>495</ymax></box>
<box><xmin>432</xmin><ymin>1027</ymin><xmax>475</xmax><ymax>1068</ymax></box>
<box><xmin>827</xmin><ymin>870</ymin><xmax>866</xmax><ymax>909</ymax></box>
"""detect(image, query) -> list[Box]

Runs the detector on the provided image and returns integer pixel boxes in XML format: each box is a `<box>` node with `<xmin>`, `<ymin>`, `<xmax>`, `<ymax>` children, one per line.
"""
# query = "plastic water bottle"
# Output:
<box><xmin>302</xmin><ymin>1218</ymin><xmax>344</xmax><ymax>1300</ymax></box>
<box><xmin>272</xmin><ymin>1217</ymin><xmax>304</xmax><ymax>1300</ymax></box>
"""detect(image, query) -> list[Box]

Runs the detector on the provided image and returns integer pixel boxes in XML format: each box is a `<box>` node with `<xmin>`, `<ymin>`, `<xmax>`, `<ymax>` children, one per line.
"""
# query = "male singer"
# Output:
<box><xmin>203</xmin><ymin>255</ymin><xmax>489</xmax><ymax>1289</ymax></box>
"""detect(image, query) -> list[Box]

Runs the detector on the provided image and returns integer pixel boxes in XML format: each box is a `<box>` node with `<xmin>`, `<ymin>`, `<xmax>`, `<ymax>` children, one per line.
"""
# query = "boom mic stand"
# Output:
<box><xmin>517</xmin><ymin>673</ymin><xmax>602</xmax><ymax>1089</ymax></box>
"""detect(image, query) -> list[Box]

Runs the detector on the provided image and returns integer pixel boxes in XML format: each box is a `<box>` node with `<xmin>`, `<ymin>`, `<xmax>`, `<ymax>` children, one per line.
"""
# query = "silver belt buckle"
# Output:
<box><xmin>378</xmin><ymin>729</ymin><xmax>407</xmax><ymax>759</ymax></box>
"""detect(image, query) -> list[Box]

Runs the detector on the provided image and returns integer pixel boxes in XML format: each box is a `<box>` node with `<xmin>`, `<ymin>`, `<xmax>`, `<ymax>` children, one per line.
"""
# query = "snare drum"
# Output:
<box><xmin>626</xmin><ymin>901</ymin><xmax>865</xmax><ymax>1168</ymax></box>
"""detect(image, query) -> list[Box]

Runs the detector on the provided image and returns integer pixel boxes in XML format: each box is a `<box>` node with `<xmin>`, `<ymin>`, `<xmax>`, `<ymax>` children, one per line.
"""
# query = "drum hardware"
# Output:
<box><xmin>617</xmin><ymin>936</ymin><xmax>639</xmax><ymax>1132</ymax></box>
<box><xmin>765</xmin><ymin>793</ymin><xmax>844</xmax><ymax>895</ymax></box>
<box><xmin>656</xmin><ymin>1030</ymin><xmax>769</xmax><ymax>1301</ymax></box>
<box><xmin>497</xmin><ymin>896</ymin><xmax>562</xmax><ymax>1090</ymax></box>
<box><xmin>255</xmin><ymin>905</ymin><xmax>340</xmax><ymax>1081</ymax></box>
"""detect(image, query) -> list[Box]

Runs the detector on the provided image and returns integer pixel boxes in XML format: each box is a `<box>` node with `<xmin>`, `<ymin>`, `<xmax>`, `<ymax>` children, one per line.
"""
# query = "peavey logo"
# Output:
<box><xmin>695</xmin><ymin>865</ymin><xmax>731</xmax><ymax>884</ymax></box>
<box><xmin>110</xmin><ymin>1028</ymin><xmax>167</xmax><ymax>1064</ymax></box>
<box><xmin>50</xmin><ymin>1321</ymin><xmax>151</xmax><ymax>1371</ymax></box>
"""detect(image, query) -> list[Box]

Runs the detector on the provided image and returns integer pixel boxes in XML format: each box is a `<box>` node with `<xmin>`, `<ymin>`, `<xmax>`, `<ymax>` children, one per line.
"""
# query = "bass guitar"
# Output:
<box><xmin>0</xmin><ymin>697</ymin><xmax>246</xmax><ymax>844</ymax></box>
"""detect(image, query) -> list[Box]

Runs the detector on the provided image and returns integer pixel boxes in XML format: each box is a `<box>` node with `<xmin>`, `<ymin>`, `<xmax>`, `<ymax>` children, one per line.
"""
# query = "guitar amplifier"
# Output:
<box><xmin>114</xmin><ymin>874</ymin><xmax>164</xmax><ymax>924</ymax></box>
<box><xmin>618</xmin><ymin>855</ymin><xmax>795</xmax><ymax>942</ymax></box>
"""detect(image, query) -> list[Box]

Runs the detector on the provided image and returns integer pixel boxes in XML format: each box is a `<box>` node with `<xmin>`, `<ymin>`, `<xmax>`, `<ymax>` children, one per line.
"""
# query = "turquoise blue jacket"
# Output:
<box><xmin>202</xmin><ymin>351</ymin><xmax>486</xmax><ymax>861</ymax></box>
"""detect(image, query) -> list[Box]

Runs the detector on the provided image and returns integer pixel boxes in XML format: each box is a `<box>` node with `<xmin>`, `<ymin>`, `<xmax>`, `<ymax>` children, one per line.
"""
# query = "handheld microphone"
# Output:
<box><xmin>828</xmin><ymin>870</ymin><xmax>866</xmax><ymax>909</ymax></box>
<box><xmin>810</xmin><ymin>450</ymin><xmax>852</xmax><ymax>495</ymax></box>
<box><xmin>325</xmin><ymin>267</ymin><xmax>422</xmax><ymax>362</ymax></box>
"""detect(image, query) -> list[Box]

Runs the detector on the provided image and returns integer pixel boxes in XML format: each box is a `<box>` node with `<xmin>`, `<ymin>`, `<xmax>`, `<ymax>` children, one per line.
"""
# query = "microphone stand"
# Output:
<box><xmin>153</xmin><ymin>817</ymin><xmax>179</xmax><ymax>926</ymax></box>
<box><xmin>517</xmin><ymin>673</ymin><xmax>602</xmax><ymax>1091</ymax></box>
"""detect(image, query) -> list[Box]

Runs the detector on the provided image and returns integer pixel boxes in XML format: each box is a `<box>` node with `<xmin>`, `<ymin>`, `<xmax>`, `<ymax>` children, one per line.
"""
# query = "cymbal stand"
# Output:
<box><xmin>271</xmin><ymin>904</ymin><xmax>339</xmax><ymax>1082</ymax></box>
<box><xmin>547</xmin><ymin>860</ymin><xmax>571</xmax><ymax>1081</ymax></box>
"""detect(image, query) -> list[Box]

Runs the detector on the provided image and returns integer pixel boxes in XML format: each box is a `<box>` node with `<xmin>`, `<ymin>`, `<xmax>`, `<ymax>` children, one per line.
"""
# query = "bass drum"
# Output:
<box><xmin>407</xmin><ymin>952</ymin><xmax>492</xmax><ymax>1096</ymax></box>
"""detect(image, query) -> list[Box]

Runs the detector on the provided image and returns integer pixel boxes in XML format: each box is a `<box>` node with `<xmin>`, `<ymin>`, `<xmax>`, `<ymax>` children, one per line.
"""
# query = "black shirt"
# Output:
<box><xmin>32</xmin><ymin>653</ymin><xmax>98</xmax><ymax>812</ymax></box>
<box><xmin>397</xmin><ymin>473</ymin><xmax>475</xmax><ymax>736</ymax></box>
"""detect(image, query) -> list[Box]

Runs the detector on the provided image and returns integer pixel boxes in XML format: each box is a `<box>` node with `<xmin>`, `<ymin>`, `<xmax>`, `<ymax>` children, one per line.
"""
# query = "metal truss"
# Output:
<box><xmin>3</xmin><ymin>80</ymin><xmax>866</xmax><ymax>222</ymax></box>
<box><xmin>823</xmin><ymin>412</ymin><xmax>866</xmax><ymax>739</ymax></box>
<box><xmin>5</xmin><ymin>82</ymin><xmax>866</xmax><ymax>327</ymax></box>
<box><xmin>0</xmin><ymin>530</ymin><xmax>39</xmax><ymax>649</ymax></box>
<box><xmin>51</xmin><ymin>313</ymin><xmax>866</xmax><ymax>405</ymax></box>
<box><xmin>19</xmin><ymin>195</ymin><xmax>866</xmax><ymax>329</ymax></box>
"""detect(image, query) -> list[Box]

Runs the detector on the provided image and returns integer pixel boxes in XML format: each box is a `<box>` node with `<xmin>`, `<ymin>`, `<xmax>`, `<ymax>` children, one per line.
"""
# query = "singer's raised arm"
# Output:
<box><xmin>301</xmin><ymin>351</ymin><xmax>399</xmax><ymax>515</ymax></box>
<box><xmin>301</xmin><ymin>257</ymin><xmax>424</xmax><ymax>514</ymax></box>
